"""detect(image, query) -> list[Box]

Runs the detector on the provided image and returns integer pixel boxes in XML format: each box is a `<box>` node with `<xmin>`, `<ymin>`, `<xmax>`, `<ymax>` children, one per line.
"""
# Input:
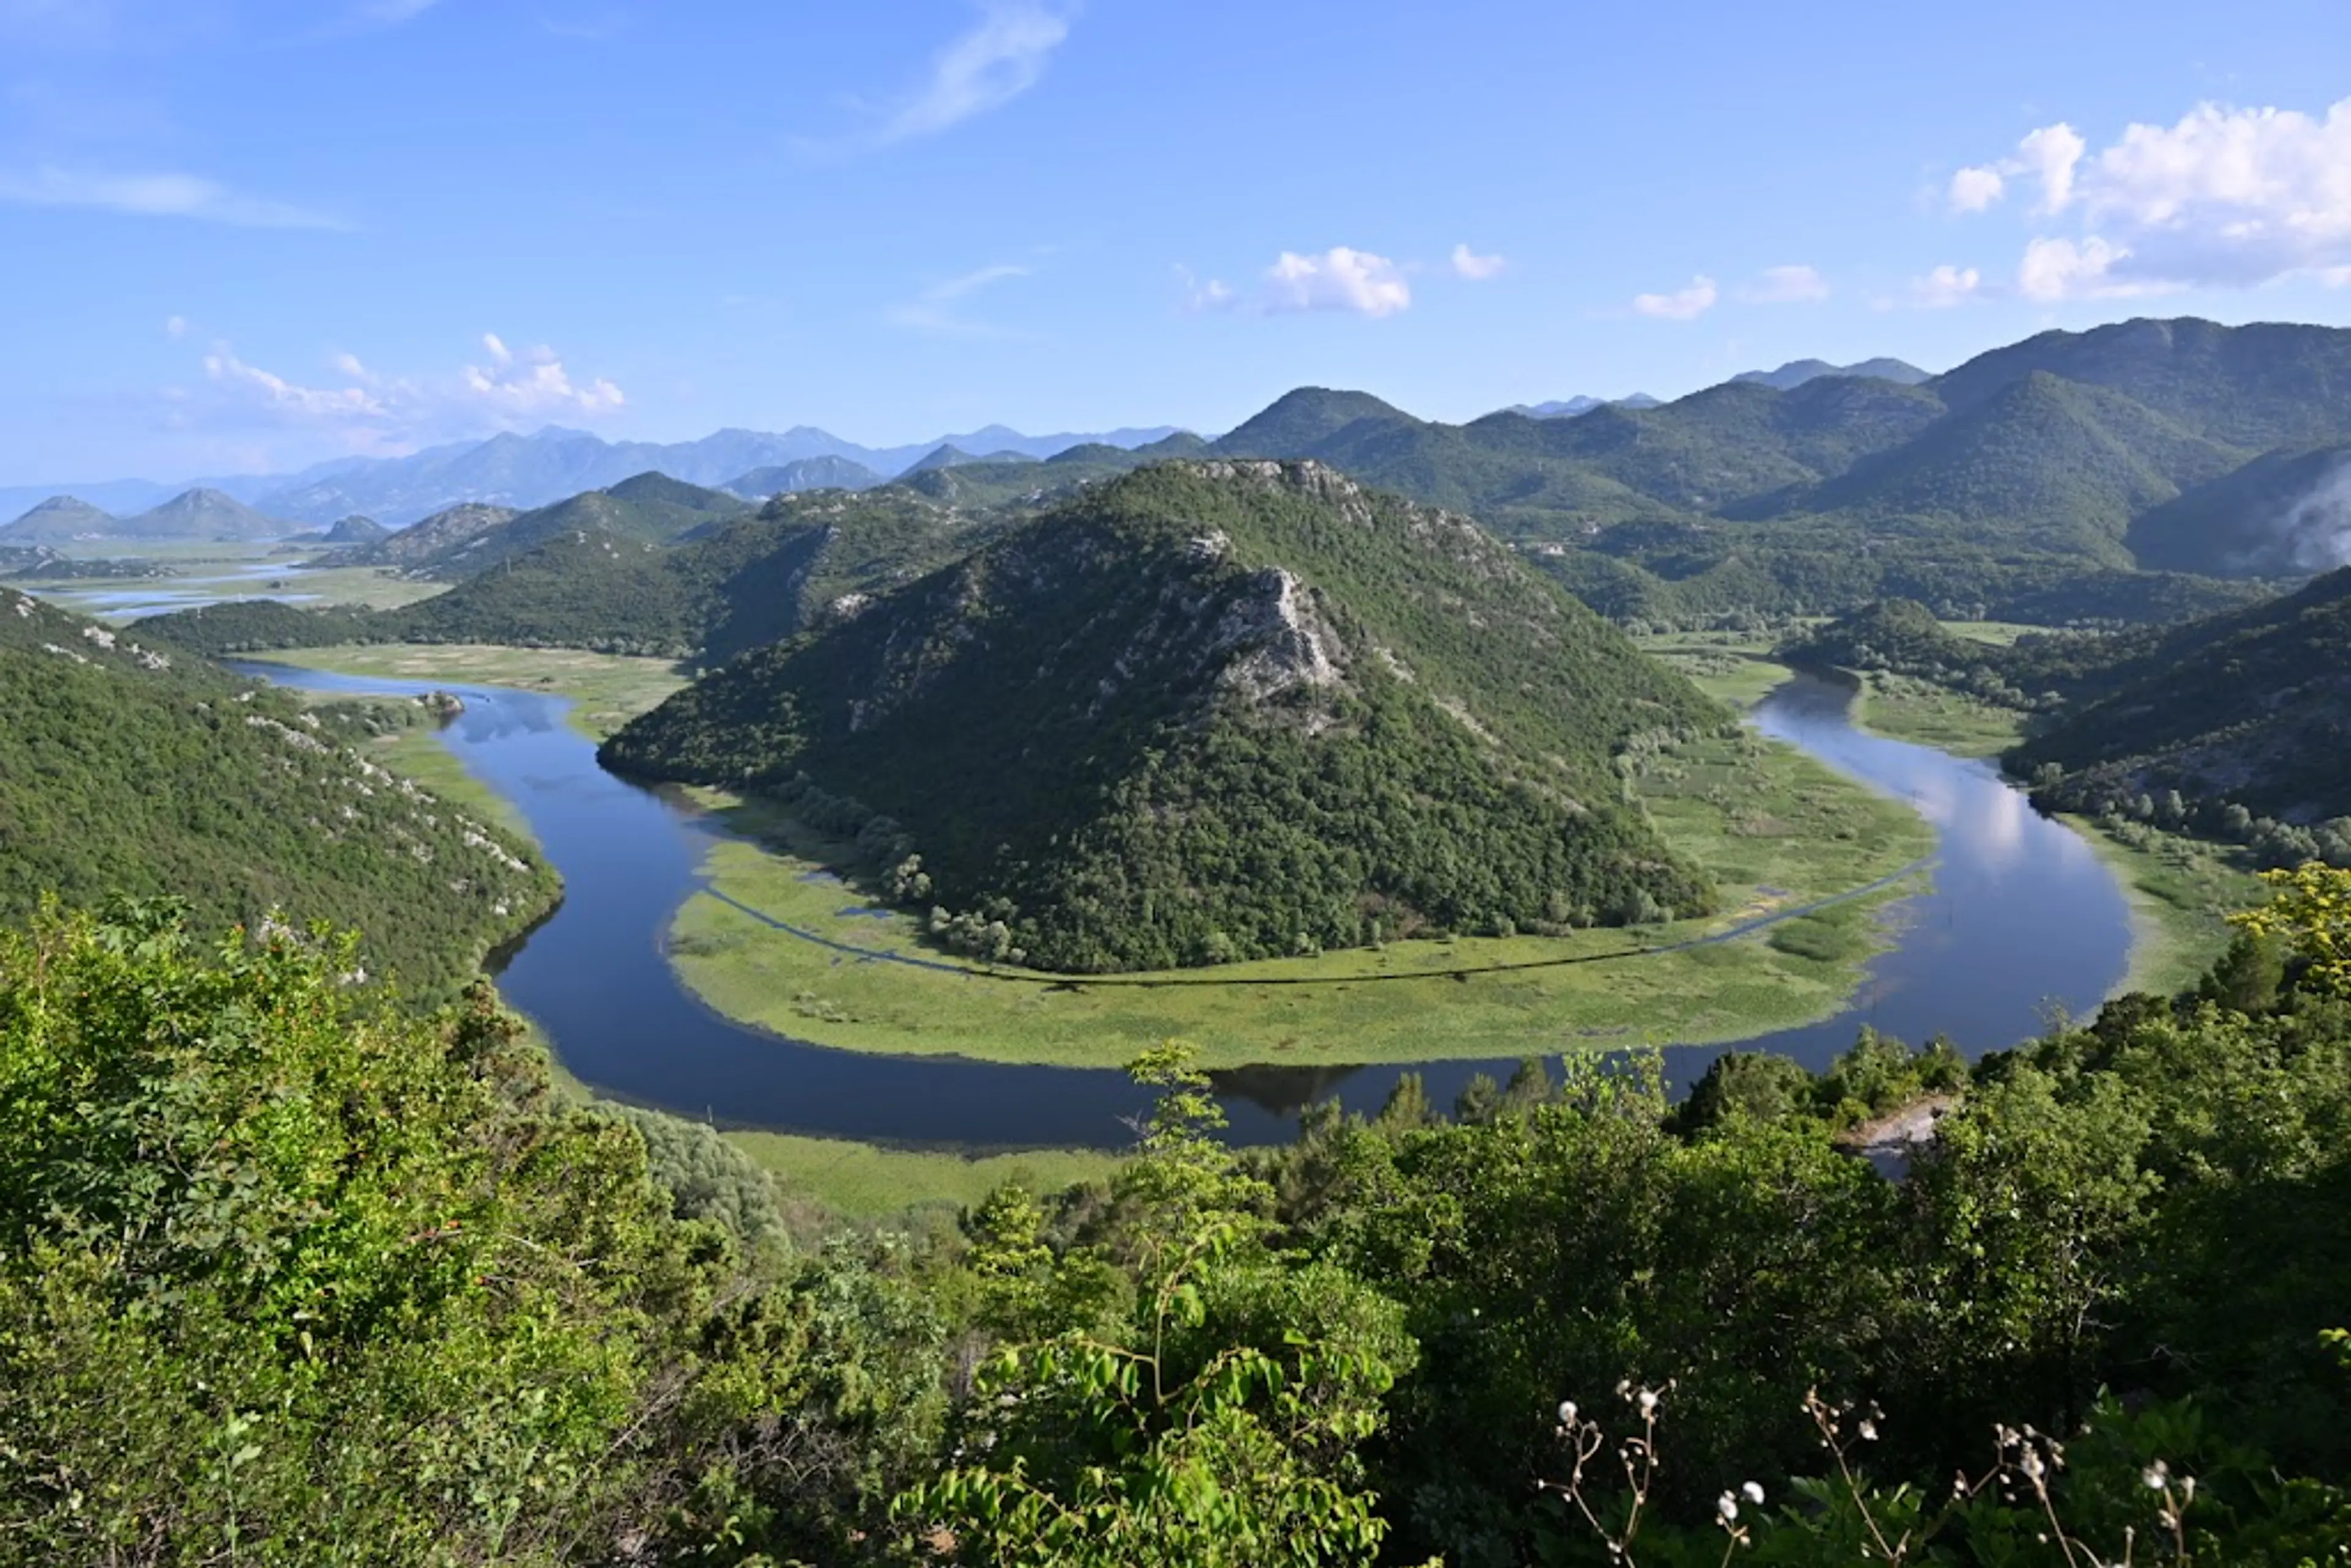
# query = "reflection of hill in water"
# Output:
<box><xmin>1209</xmin><ymin>1064</ymin><xmax>1379</xmax><ymax>1119</ymax></box>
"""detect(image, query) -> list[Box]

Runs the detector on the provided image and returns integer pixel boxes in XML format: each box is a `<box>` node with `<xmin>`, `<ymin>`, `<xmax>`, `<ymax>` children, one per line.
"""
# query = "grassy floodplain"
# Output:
<box><xmin>724</xmin><ymin>1132</ymin><xmax>1122</xmax><ymax>1221</ymax></box>
<box><xmin>1847</xmin><ymin>672</ymin><xmax>2033</xmax><ymax>758</ymax></box>
<box><xmin>666</xmin><ymin>716</ymin><xmax>1936</xmax><ymax>1071</ymax></box>
<box><xmin>250</xmin><ymin>642</ymin><xmax>689</xmax><ymax>740</ymax></box>
<box><xmin>5</xmin><ymin>541</ymin><xmax>452</xmax><ymax>620</ymax></box>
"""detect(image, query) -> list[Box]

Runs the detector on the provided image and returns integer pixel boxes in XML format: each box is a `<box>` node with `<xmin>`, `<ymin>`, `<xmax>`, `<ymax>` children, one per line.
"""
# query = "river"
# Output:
<box><xmin>234</xmin><ymin>662</ymin><xmax>2134</xmax><ymax>1150</ymax></box>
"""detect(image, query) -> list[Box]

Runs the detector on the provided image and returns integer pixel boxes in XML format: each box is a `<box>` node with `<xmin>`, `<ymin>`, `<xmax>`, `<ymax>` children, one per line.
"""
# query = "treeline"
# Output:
<box><xmin>4</xmin><ymin>877</ymin><xmax>2349</xmax><ymax>1562</ymax></box>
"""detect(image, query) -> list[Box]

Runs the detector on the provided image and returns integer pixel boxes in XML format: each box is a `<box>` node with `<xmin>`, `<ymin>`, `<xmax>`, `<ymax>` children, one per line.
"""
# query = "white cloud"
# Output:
<box><xmin>1910</xmin><ymin>264</ymin><xmax>1984</xmax><ymax>308</ymax></box>
<box><xmin>872</xmin><ymin>2</ymin><xmax>1072</xmax><ymax>146</ymax></box>
<box><xmin>0</xmin><ymin>165</ymin><xmax>348</xmax><ymax>228</ymax></box>
<box><xmin>1953</xmin><ymin>98</ymin><xmax>2351</xmax><ymax>298</ymax></box>
<box><xmin>1739</xmin><ymin>264</ymin><xmax>1829</xmax><ymax>304</ymax></box>
<box><xmin>1262</xmin><ymin>247</ymin><xmax>1412</xmax><ymax>317</ymax></box>
<box><xmin>204</xmin><ymin>348</ymin><xmax>385</xmax><ymax>421</ymax></box>
<box><xmin>162</xmin><ymin>313</ymin><xmax>186</xmax><ymax>339</ymax></box>
<box><xmin>2017</xmin><ymin>124</ymin><xmax>2087</xmax><ymax>214</ymax></box>
<box><xmin>1631</xmin><ymin>275</ymin><xmax>1717</xmax><ymax>320</ymax></box>
<box><xmin>1450</xmin><ymin>243</ymin><xmax>1506</xmax><ymax>281</ymax></box>
<box><xmin>462</xmin><ymin>340</ymin><xmax>624</xmax><ymax>416</ymax></box>
<box><xmin>187</xmin><ymin>335</ymin><xmax>624</xmax><ymax>456</ymax></box>
<box><xmin>2015</xmin><ymin>236</ymin><xmax>2150</xmax><ymax>302</ymax></box>
<box><xmin>1948</xmin><ymin>165</ymin><xmax>2005</xmax><ymax>213</ymax></box>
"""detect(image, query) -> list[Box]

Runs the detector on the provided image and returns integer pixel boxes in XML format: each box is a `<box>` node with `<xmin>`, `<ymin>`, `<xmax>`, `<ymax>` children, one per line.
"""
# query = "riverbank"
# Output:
<box><xmin>1794</xmin><ymin>650</ymin><xmax>2259</xmax><ymax>996</ymax></box>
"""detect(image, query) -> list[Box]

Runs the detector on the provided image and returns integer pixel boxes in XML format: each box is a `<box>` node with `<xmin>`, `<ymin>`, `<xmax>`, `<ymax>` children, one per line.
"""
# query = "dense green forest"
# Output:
<box><xmin>0</xmin><ymin>587</ymin><xmax>552</xmax><ymax>998</ymax></box>
<box><xmin>140</xmin><ymin>487</ymin><xmax>1006</xmax><ymax>664</ymax></box>
<box><xmin>602</xmin><ymin>460</ymin><xmax>1722</xmax><ymax>971</ymax></box>
<box><xmin>1204</xmin><ymin>318</ymin><xmax>2351</xmax><ymax>623</ymax></box>
<box><xmin>2</xmin><ymin>872</ymin><xmax>2347</xmax><ymax>1562</ymax></box>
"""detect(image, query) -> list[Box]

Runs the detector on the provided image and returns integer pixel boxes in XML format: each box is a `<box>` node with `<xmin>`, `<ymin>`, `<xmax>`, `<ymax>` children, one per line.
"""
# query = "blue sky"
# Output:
<box><xmin>3</xmin><ymin>0</ymin><xmax>2349</xmax><ymax>484</ymax></box>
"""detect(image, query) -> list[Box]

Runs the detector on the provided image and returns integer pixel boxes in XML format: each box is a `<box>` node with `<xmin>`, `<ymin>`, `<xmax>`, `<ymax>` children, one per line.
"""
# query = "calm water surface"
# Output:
<box><xmin>236</xmin><ymin>663</ymin><xmax>2133</xmax><ymax>1149</ymax></box>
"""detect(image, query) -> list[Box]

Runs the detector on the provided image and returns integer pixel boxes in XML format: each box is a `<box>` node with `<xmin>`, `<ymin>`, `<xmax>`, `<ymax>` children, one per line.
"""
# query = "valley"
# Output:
<box><xmin>18</xmin><ymin>11</ymin><xmax>2351</xmax><ymax>1556</ymax></box>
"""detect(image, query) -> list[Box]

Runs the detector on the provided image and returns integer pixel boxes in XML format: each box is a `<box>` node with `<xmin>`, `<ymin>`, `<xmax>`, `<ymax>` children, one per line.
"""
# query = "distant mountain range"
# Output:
<box><xmin>1505</xmin><ymin>394</ymin><xmax>1663</xmax><ymax>419</ymax></box>
<box><xmin>2</xmin><ymin>487</ymin><xmax>289</xmax><ymax>543</ymax></box>
<box><xmin>0</xmin><ymin>422</ymin><xmax>1185</xmax><ymax>532</ymax></box>
<box><xmin>1730</xmin><ymin>358</ymin><xmax>1931</xmax><ymax>391</ymax></box>
<box><xmin>1499</xmin><ymin>362</ymin><xmax>1926</xmax><ymax>422</ymax></box>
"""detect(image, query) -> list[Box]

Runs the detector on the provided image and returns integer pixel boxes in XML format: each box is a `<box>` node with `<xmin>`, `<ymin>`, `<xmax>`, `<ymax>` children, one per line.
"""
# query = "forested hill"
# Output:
<box><xmin>0</xmin><ymin>586</ymin><xmax>553</xmax><ymax>996</ymax></box>
<box><xmin>2009</xmin><ymin>566</ymin><xmax>2351</xmax><ymax>822</ymax></box>
<box><xmin>603</xmin><ymin>460</ymin><xmax>1722</xmax><ymax>972</ymax></box>
<box><xmin>1199</xmin><ymin>318</ymin><xmax>2351</xmax><ymax>623</ymax></box>
<box><xmin>138</xmin><ymin>487</ymin><xmax>1005</xmax><ymax>664</ymax></box>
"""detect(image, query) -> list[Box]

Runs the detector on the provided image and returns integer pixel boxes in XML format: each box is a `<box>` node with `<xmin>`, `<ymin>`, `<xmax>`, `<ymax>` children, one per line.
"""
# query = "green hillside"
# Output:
<box><xmin>331</xmin><ymin>500</ymin><xmax>520</xmax><ymax>569</ymax></box>
<box><xmin>412</xmin><ymin>471</ymin><xmax>748</xmax><ymax>577</ymax></box>
<box><xmin>2010</xmin><ymin>567</ymin><xmax>2351</xmax><ymax>823</ymax></box>
<box><xmin>0</xmin><ymin>587</ymin><xmax>552</xmax><ymax>996</ymax></box>
<box><xmin>1178</xmin><ymin>323</ymin><xmax>2351</xmax><ymax>624</ymax></box>
<box><xmin>136</xmin><ymin>486</ymin><xmax>1002</xmax><ymax>664</ymax></box>
<box><xmin>2127</xmin><ymin>440</ymin><xmax>2351</xmax><ymax>577</ymax></box>
<box><xmin>1791</xmin><ymin>372</ymin><xmax>2248</xmax><ymax>560</ymax></box>
<box><xmin>1930</xmin><ymin>315</ymin><xmax>2351</xmax><ymax>450</ymax></box>
<box><xmin>602</xmin><ymin>460</ymin><xmax>1722</xmax><ymax>972</ymax></box>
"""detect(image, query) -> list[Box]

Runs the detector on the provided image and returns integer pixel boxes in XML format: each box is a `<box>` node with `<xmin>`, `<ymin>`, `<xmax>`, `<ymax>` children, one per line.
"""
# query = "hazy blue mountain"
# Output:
<box><xmin>2</xmin><ymin>495</ymin><xmax>117</xmax><ymax>541</ymax></box>
<box><xmin>236</xmin><ymin>423</ymin><xmax>1180</xmax><ymax>526</ymax></box>
<box><xmin>331</xmin><ymin>502</ymin><xmax>521</xmax><ymax>569</ymax></box>
<box><xmin>116</xmin><ymin>489</ymin><xmax>291</xmax><ymax>541</ymax></box>
<box><xmin>721</xmin><ymin>456</ymin><xmax>886</xmax><ymax>498</ymax></box>
<box><xmin>321</xmin><ymin>515</ymin><xmax>389</xmax><ymax>546</ymax></box>
<box><xmin>1732</xmin><ymin>358</ymin><xmax>1932</xmax><ymax>390</ymax></box>
<box><xmin>1504</xmin><ymin>394</ymin><xmax>1664</xmax><ymax>418</ymax></box>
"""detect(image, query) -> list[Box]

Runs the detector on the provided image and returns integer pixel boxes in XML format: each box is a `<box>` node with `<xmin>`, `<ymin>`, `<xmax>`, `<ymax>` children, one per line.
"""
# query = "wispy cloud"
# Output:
<box><xmin>1450</xmin><ymin>243</ymin><xmax>1507</xmax><ymax>281</ymax></box>
<box><xmin>1949</xmin><ymin>97</ymin><xmax>2351</xmax><ymax>299</ymax></box>
<box><xmin>1630</xmin><ymin>275</ymin><xmax>1717</xmax><ymax>320</ymax></box>
<box><xmin>1175</xmin><ymin>266</ymin><xmax>1235</xmax><ymax>313</ymax></box>
<box><xmin>819</xmin><ymin>1</ymin><xmax>1071</xmax><ymax>152</ymax></box>
<box><xmin>890</xmin><ymin>263</ymin><xmax>1033</xmax><ymax>336</ymax></box>
<box><xmin>0</xmin><ymin>165</ymin><xmax>349</xmax><ymax>228</ymax></box>
<box><xmin>1908</xmin><ymin>264</ymin><xmax>1985</xmax><ymax>309</ymax></box>
<box><xmin>185</xmin><ymin>334</ymin><xmax>624</xmax><ymax>457</ymax></box>
<box><xmin>1738</xmin><ymin>264</ymin><xmax>1829</xmax><ymax>304</ymax></box>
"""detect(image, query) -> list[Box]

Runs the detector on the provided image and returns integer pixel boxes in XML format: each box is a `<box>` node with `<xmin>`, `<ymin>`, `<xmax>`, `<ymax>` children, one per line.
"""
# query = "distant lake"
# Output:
<box><xmin>236</xmin><ymin>662</ymin><xmax>2133</xmax><ymax>1150</ymax></box>
<box><xmin>25</xmin><ymin>561</ymin><xmax>321</xmax><ymax>621</ymax></box>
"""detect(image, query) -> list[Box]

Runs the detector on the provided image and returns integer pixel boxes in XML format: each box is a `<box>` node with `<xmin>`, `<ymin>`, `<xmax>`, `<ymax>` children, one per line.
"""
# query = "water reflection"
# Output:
<box><xmin>235</xmin><ymin>664</ymin><xmax>2134</xmax><ymax>1150</ymax></box>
